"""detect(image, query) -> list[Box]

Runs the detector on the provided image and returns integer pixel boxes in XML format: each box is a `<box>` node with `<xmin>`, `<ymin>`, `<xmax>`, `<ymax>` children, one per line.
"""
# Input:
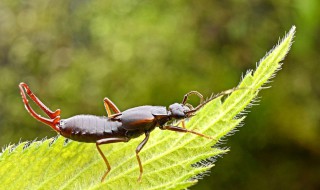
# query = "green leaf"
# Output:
<box><xmin>0</xmin><ymin>26</ymin><xmax>295</xmax><ymax>190</ymax></box>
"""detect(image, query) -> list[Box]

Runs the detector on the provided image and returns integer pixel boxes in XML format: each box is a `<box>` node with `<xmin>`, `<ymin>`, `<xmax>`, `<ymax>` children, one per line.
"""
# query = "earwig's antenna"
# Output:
<box><xmin>182</xmin><ymin>90</ymin><xmax>204</xmax><ymax>110</ymax></box>
<box><xmin>185</xmin><ymin>87</ymin><xmax>252</xmax><ymax>115</ymax></box>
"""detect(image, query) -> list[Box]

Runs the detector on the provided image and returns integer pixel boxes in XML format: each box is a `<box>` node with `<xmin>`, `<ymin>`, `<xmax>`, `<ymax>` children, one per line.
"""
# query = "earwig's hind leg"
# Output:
<box><xmin>96</xmin><ymin>137</ymin><xmax>129</xmax><ymax>182</ymax></box>
<box><xmin>103</xmin><ymin>97</ymin><xmax>122</xmax><ymax>118</ymax></box>
<box><xmin>19</xmin><ymin>82</ymin><xmax>60</xmax><ymax>132</ymax></box>
<box><xmin>135</xmin><ymin>131</ymin><xmax>150</xmax><ymax>182</ymax></box>
<box><xmin>161</xmin><ymin>125</ymin><xmax>212</xmax><ymax>139</ymax></box>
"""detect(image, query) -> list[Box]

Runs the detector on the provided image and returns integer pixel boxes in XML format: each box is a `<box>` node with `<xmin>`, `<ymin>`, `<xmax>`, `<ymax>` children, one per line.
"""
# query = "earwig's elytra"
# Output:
<box><xmin>19</xmin><ymin>82</ymin><xmax>239</xmax><ymax>182</ymax></box>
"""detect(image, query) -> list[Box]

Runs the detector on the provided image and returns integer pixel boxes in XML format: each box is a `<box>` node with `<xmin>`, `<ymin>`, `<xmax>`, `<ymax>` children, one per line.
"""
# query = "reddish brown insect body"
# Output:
<box><xmin>19</xmin><ymin>82</ymin><xmax>235</xmax><ymax>182</ymax></box>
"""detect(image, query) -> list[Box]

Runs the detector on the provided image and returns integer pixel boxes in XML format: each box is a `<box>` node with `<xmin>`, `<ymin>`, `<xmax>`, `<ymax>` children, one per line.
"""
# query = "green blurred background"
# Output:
<box><xmin>0</xmin><ymin>0</ymin><xmax>319</xmax><ymax>189</ymax></box>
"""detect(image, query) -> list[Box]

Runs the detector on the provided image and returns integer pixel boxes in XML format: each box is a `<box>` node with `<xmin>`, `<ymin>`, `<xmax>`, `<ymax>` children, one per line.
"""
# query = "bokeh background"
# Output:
<box><xmin>0</xmin><ymin>0</ymin><xmax>319</xmax><ymax>189</ymax></box>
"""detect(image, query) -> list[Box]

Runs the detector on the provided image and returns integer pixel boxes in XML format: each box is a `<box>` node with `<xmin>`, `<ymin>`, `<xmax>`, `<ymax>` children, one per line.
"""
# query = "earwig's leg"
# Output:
<box><xmin>19</xmin><ymin>83</ymin><xmax>60</xmax><ymax>132</ymax></box>
<box><xmin>103</xmin><ymin>98</ymin><xmax>121</xmax><ymax>118</ymax></box>
<box><xmin>135</xmin><ymin>131</ymin><xmax>150</xmax><ymax>182</ymax></box>
<box><xmin>161</xmin><ymin>125</ymin><xmax>212</xmax><ymax>139</ymax></box>
<box><xmin>182</xmin><ymin>91</ymin><xmax>204</xmax><ymax>105</ymax></box>
<box><xmin>181</xmin><ymin>121</ymin><xmax>186</xmax><ymax>129</ymax></box>
<box><xmin>176</xmin><ymin>120</ymin><xmax>186</xmax><ymax>129</ymax></box>
<box><xmin>96</xmin><ymin>137</ymin><xmax>129</xmax><ymax>182</ymax></box>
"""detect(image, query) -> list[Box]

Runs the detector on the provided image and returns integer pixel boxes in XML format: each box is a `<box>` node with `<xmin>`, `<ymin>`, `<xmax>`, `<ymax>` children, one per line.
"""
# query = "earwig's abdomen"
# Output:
<box><xmin>59</xmin><ymin>115</ymin><xmax>124</xmax><ymax>142</ymax></box>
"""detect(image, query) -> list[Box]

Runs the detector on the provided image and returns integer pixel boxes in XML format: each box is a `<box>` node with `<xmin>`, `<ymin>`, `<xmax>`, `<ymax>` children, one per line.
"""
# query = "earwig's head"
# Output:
<box><xmin>167</xmin><ymin>91</ymin><xmax>206</xmax><ymax>120</ymax></box>
<box><xmin>168</xmin><ymin>103</ymin><xmax>192</xmax><ymax>119</ymax></box>
<box><xmin>167</xmin><ymin>90</ymin><xmax>205</xmax><ymax>120</ymax></box>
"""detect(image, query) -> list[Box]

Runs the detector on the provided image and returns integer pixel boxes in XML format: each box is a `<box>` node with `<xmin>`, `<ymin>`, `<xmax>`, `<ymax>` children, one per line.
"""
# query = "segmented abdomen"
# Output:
<box><xmin>59</xmin><ymin>115</ymin><xmax>124</xmax><ymax>142</ymax></box>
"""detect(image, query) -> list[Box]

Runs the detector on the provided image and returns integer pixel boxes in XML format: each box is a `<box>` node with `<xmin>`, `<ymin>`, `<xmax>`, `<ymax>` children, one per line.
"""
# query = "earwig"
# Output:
<box><xmin>19</xmin><ymin>82</ymin><xmax>239</xmax><ymax>182</ymax></box>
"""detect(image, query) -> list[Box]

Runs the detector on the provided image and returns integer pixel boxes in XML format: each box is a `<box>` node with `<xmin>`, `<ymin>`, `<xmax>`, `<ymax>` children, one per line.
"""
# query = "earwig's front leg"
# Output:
<box><xmin>136</xmin><ymin>131</ymin><xmax>150</xmax><ymax>182</ymax></box>
<box><xmin>161</xmin><ymin>125</ymin><xmax>212</xmax><ymax>139</ymax></box>
<box><xmin>176</xmin><ymin>120</ymin><xmax>186</xmax><ymax>128</ymax></box>
<box><xmin>103</xmin><ymin>97</ymin><xmax>122</xmax><ymax>118</ymax></box>
<box><xmin>96</xmin><ymin>137</ymin><xmax>129</xmax><ymax>182</ymax></box>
